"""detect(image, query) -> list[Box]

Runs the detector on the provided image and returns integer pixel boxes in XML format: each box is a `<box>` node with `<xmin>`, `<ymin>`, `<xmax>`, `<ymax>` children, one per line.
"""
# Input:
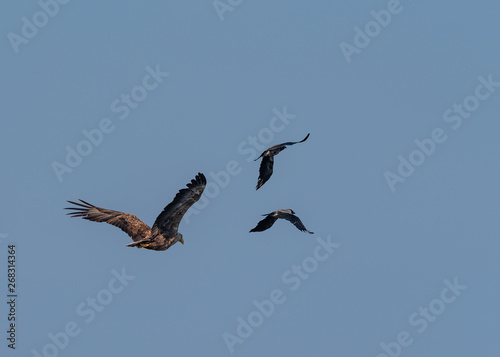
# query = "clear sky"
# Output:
<box><xmin>2</xmin><ymin>1</ymin><xmax>500</xmax><ymax>356</ymax></box>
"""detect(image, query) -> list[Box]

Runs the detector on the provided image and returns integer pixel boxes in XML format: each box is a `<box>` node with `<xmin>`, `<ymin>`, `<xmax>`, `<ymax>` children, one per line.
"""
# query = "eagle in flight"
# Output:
<box><xmin>254</xmin><ymin>133</ymin><xmax>310</xmax><ymax>190</ymax></box>
<box><xmin>250</xmin><ymin>209</ymin><xmax>313</xmax><ymax>234</ymax></box>
<box><xmin>65</xmin><ymin>173</ymin><xmax>206</xmax><ymax>251</ymax></box>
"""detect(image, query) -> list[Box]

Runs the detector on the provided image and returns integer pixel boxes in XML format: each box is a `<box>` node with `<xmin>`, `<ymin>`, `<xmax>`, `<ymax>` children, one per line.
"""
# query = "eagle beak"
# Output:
<box><xmin>180</xmin><ymin>237</ymin><xmax>184</xmax><ymax>245</ymax></box>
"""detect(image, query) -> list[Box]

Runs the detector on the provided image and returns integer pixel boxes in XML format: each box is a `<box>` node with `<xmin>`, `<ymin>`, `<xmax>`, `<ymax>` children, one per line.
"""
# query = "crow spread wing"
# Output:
<box><xmin>254</xmin><ymin>134</ymin><xmax>310</xmax><ymax>161</ymax></box>
<box><xmin>273</xmin><ymin>133</ymin><xmax>310</xmax><ymax>148</ymax></box>
<box><xmin>280</xmin><ymin>212</ymin><xmax>314</xmax><ymax>234</ymax></box>
<box><xmin>250</xmin><ymin>214</ymin><xmax>278</xmax><ymax>232</ymax></box>
<box><xmin>65</xmin><ymin>200</ymin><xmax>151</xmax><ymax>242</ymax></box>
<box><xmin>256</xmin><ymin>155</ymin><xmax>274</xmax><ymax>190</ymax></box>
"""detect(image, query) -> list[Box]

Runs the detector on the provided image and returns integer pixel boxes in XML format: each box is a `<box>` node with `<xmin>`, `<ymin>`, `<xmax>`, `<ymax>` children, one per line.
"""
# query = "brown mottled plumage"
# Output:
<box><xmin>66</xmin><ymin>173</ymin><xmax>206</xmax><ymax>251</ymax></box>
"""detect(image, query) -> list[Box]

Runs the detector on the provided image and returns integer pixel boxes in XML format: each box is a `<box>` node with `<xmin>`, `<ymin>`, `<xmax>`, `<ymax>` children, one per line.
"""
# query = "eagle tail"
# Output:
<box><xmin>125</xmin><ymin>238</ymin><xmax>151</xmax><ymax>248</ymax></box>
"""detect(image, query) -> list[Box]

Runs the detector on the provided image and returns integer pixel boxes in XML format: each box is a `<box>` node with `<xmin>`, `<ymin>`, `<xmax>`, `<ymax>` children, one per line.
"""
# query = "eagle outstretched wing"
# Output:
<box><xmin>65</xmin><ymin>200</ymin><xmax>151</xmax><ymax>242</ymax></box>
<box><xmin>152</xmin><ymin>172</ymin><xmax>206</xmax><ymax>236</ymax></box>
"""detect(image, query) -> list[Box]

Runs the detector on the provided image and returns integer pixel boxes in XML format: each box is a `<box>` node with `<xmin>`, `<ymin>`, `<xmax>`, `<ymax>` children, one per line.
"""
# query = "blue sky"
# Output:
<box><xmin>2</xmin><ymin>1</ymin><xmax>500</xmax><ymax>356</ymax></box>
